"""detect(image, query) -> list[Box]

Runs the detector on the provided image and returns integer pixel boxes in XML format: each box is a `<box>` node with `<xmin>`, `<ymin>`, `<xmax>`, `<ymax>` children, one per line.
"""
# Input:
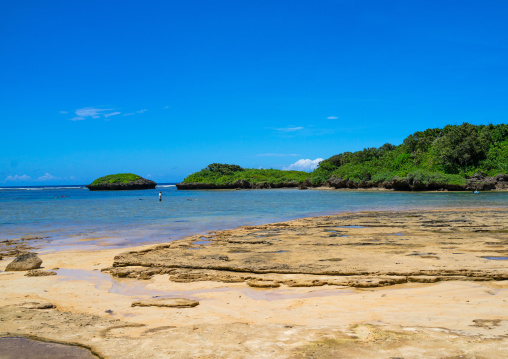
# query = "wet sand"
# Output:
<box><xmin>1</xmin><ymin>208</ymin><xmax>508</xmax><ymax>358</ymax></box>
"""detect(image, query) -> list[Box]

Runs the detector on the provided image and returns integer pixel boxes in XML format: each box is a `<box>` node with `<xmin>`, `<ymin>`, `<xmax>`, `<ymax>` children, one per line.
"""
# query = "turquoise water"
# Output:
<box><xmin>1</xmin><ymin>184</ymin><xmax>507</xmax><ymax>252</ymax></box>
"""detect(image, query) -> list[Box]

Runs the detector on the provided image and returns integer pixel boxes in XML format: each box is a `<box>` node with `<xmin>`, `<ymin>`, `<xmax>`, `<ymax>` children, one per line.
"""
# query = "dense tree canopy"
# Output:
<box><xmin>183</xmin><ymin>123</ymin><xmax>508</xmax><ymax>188</ymax></box>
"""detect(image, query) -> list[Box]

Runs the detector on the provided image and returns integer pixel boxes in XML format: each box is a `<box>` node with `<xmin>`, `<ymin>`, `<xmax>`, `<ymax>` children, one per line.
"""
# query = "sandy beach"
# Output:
<box><xmin>1</xmin><ymin>208</ymin><xmax>508</xmax><ymax>358</ymax></box>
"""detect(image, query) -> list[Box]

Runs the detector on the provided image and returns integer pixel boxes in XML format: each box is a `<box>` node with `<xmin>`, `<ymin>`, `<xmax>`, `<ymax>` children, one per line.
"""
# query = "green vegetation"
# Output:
<box><xmin>182</xmin><ymin>123</ymin><xmax>508</xmax><ymax>189</ymax></box>
<box><xmin>91</xmin><ymin>173</ymin><xmax>141</xmax><ymax>185</ymax></box>
<box><xmin>309</xmin><ymin>122</ymin><xmax>508</xmax><ymax>186</ymax></box>
<box><xmin>183</xmin><ymin>163</ymin><xmax>307</xmax><ymax>185</ymax></box>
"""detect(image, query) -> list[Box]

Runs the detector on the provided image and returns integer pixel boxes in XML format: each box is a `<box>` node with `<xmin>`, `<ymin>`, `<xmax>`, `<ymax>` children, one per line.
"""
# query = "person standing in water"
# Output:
<box><xmin>159</xmin><ymin>191</ymin><xmax>162</xmax><ymax>202</ymax></box>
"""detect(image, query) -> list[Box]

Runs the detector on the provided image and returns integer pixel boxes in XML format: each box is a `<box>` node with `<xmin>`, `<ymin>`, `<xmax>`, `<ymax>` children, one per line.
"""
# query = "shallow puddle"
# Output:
<box><xmin>56</xmin><ymin>268</ymin><xmax>354</xmax><ymax>301</ymax></box>
<box><xmin>57</xmin><ymin>268</ymin><xmax>174</xmax><ymax>297</ymax></box>
<box><xmin>338</xmin><ymin>225</ymin><xmax>365</xmax><ymax>228</ymax></box>
<box><xmin>481</xmin><ymin>256</ymin><xmax>508</xmax><ymax>260</ymax></box>
<box><xmin>193</xmin><ymin>240</ymin><xmax>211</xmax><ymax>245</ymax></box>
<box><xmin>0</xmin><ymin>337</ymin><xmax>98</xmax><ymax>359</ymax></box>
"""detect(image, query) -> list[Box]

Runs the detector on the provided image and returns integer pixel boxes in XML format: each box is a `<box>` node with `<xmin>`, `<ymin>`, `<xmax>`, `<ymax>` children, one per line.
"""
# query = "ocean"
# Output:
<box><xmin>1</xmin><ymin>184</ymin><xmax>507</xmax><ymax>253</ymax></box>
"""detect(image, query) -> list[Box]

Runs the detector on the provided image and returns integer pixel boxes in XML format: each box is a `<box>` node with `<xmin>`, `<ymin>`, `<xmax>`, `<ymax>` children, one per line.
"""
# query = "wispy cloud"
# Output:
<box><xmin>123</xmin><ymin>109</ymin><xmax>148</xmax><ymax>116</ymax></box>
<box><xmin>36</xmin><ymin>173</ymin><xmax>60</xmax><ymax>181</ymax></box>
<box><xmin>104</xmin><ymin>111</ymin><xmax>121</xmax><ymax>119</ymax></box>
<box><xmin>162</xmin><ymin>106</ymin><xmax>169</xmax><ymax>110</ymax></box>
<box><xmin>276</xmin><ymin>126</ymin><xmax>304</xmax><ymax>132</ymax></box>
<box><xmin>4</xmin><ymin>174</ymin><xmax>31</xmax><ymax>182</ymax></box>
<box><xmin>69</xmin><ymin>107</ymin><xmax>149</xmax><ymax>120</ymax></box>
<box><xmin>59</xmin><ymin>110</ymin><xmax>68</xmax><ymax>114</ymax></box>
<box><xmin>255</xmin><ymin>153</ymin><xmax>300</xmax><ymax>157</ymax></box>
<box><xmin>3</xmin><ymin>173</ymin><xmax>68</xmax><ymax>183</ymax></box>
<box><xmin>69</xmin><ymin>107</ymin><xmax>115</xmax><ymax>121</ymax></box>
<box><xmin>327</xmin><ymin>116</ymin><xmax>339</xmax><ymax>120</ymax></box>
<box><xmin>283</xmin><ymin>158</ymin><xmax>324</xmax><ymax>172</ymax></box>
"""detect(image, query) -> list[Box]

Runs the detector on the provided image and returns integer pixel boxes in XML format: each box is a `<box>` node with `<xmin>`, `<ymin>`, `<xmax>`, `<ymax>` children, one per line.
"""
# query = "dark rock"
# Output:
<box><xmin>233</xmin><ymin>179</ymin><xmax>250</xmax><ymax>189</ymax></box>
<box><xmin>20</xmin><ymin>235</ymin><xmax>47</xmax><ymax>241</ymax></box>
<box><xmin>5</xmin><ymin>253</ymin><xmax>42</xmax><ymax>271</ymax></box>
<box><xmin>21</xmin><ymin>302</ymin><xmax>55</xmax><ymax>309</ymax></box>
<box><xmin>465</xmin><ymin>175</ymin><xmax>497</xmax><ymax>191</ymax></box>
<box><xmin>131</xmin><ymin>298</ymin><xmax>199</xmax><ymax>308</ymax></box>
<box><xmin>252</xmin><ymin>182</ymin><xmax>270</xmax><ymax>189</ymax></box>
<box><xmin>25</xmin><ymin>269</ymin><xmax>56</xmax><ymax>277</ymax></box>
<box><xmin>177</xmin><ymin>173</ymin><xmax>508</xmax><ymax>192</ymax></box>
<box><xmin>204</xmin><ymin>255</ymin><xmax>229</xmax><ymax>261</ymax></box>
<box><xmin>86</xmin><ymin>178</ymin><xmax>156</xmax><ymax>191</ymax></box>
<box><xmin>327</xmin><ymin>177</ymin><xmax>348</xmax><ymax>189</ymax></box>
<box><xmin>468</xmin><ymin>173</ymin><xmax>486</xmax><ymax>181</ymax></box>
<box><xmin>358</xmin><ymin>180</ymin><xmax>370</xmax><ymax>189</ymax></box>
<box><xmin>176</xmin><ymin>182</ymin><xmax>219</xmax><ymax>190</ymax></box>
<box><xmin>495</xmin><ymin>174</ymin><xmax>508</xmax><ymax>182</ymax></box>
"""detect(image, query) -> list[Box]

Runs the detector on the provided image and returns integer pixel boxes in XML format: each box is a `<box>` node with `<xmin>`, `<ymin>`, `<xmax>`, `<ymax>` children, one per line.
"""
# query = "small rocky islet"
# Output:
<box><xmin>86</xmin><ymin>173</ymin><xmax>156</xmax><ymax>191</ymax></box>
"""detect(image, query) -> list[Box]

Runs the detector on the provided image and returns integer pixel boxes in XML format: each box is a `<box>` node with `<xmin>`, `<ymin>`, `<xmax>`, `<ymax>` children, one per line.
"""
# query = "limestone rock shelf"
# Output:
<box><xmin>104</xmin><ymin>208</ymin><xmax>508</xmax><ymax>287</ymax></box>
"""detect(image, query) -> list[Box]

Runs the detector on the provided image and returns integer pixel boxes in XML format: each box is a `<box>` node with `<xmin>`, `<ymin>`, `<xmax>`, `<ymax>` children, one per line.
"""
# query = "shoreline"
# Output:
<box><xmin>2</xmin><ymin>207</ymin><xmax>508</xmax><ymax>358</ymax></box>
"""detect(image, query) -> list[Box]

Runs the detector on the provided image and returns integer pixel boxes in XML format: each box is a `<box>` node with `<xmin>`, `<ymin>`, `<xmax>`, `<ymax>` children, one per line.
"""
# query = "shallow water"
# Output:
<box><xmin>56</xmin><ymin>268</ymin><xmax>354</xmax><ymax>301</ymax></box>
<box><xmin>0</xmin><ymin>337</ymin><xmax>98</xmax><ymax>359</ymax></box>
<box><xmin>1</xmin><ymin>185</ymin><xmax>507</xmax><ymax>252</ymax></box>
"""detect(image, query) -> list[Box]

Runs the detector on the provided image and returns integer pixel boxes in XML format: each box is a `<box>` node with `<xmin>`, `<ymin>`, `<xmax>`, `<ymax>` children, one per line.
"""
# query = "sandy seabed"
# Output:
<box><xmin>1</xmin><ymin>208</ymin><xmax>508</xmax><ymax>358</ymax></box>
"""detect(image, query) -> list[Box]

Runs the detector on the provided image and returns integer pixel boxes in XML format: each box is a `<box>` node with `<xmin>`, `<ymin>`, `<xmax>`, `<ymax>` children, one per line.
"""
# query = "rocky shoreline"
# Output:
<box><xmin>176</xmin><ymin>173</ymin><xmax>508</xmax><ymax>191</ymax></box>
<box><xmin>328</xmin><ymin>173</ymin><xmax>508</xmax><ymax>191</ymax></box>
<box><xmin>105</xmin><ymin>208</ymin><xmax>508</xmax><ymax>288</ymax></box>
<box><xmin>2</xmin><ymin>208</ymin><xmax>508</xmax><ymax>358</ymax></box>
<box><xmin>86</xmin><ymin>178</ymin><xmax>157</xmax><ymax>191</ymax></box>
<box><xmin>176</xmin><ymin>180</ymin><xmax>300</xmax><ymax>190</ymax></box>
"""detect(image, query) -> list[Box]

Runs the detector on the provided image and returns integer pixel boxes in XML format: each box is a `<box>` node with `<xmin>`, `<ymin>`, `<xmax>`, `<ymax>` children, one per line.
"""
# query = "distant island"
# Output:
<box><xmin>177</xmin><ymin>123</ymin><xmax>508</xmax><ymax>191</ymax></box>
<box><xmin>86</xmin><ymin>173</ymin><xmax>157</xmax><ymax>191</ymax></box>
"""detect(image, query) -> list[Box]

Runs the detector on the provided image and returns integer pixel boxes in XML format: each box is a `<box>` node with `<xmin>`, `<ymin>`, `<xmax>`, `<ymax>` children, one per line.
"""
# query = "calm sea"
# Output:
<box><xmin>1</xmin><ymin>184</ymin><xmax>507</xmax><ymax>253</ymax></box>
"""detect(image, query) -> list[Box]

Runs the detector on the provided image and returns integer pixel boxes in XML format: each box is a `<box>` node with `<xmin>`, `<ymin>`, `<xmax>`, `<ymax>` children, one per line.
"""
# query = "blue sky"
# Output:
<box><xmin>1</xmin><ymin>1</ymin><xmax>508</xmax><ymax>185</ymax></box>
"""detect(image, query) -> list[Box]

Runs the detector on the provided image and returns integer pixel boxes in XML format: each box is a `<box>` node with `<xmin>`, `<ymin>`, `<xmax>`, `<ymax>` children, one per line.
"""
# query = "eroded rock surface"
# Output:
<box><xmin>25</xmin><ymin>269</ymin><xmax>57</xmax><ymax>277</ymax></box>
<box><xmin>105</xmin><ymin>209</ymin><xmax>508</xmax><ymax>287</ymax></box>
<box><xmin>5</xmin><ymin>253</ymin><xmax>43</xmax><ymax>271</ymax></box>
<box><xmin>131</xmin><ymin>298</ymin><xmax>199</xmax><ymax>308</ymax></box>
<box><xmin>0</xmin><ymin>236</ymin><xmax>48</xmax><ymax>257</ymax></box>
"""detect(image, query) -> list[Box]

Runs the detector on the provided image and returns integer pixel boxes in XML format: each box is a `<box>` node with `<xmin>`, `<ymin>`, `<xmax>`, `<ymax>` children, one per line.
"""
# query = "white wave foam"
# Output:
<box><xmin>156</xmin><ymin>185</ymin><xmax>176</xmax><ymax>188</ymax></box>
<box><xmin>43</xmin><ymin>187</ymin><xmax>83</xmax><ymax>189</ymax></box>
<box><xmin>8</xmin><ymin>187</ymin><xmax>43</xmax><ymax>190</ymax></box>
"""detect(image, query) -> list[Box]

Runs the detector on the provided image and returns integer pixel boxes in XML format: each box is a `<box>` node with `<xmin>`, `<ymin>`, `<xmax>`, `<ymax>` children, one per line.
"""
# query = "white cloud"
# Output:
<box><xmin>36</xmin><ymin>173</ymin><xmax>60</xmax><ymax>181</ymax></box>
<box><xmin>276</xmin><ymin>126</ymin><xmax>304</xmax><ymax>132</ymax></box>
<box><xmin>123</xmin><ymin>109</ymin><xmax>147</xmax><ymax>116</ymax></box>
<box><xmin>59</xmin><ymin>110</ymin><xmax>68</xmax><ymax>114</ymax></box>
<box><xmin>5</xmin><ymin>174</ymin><xmax>31</xmax><ymax>182</ymax></box>
<box><xmin>256</xmin><ymin>153</ymin><xmax>300</xmax><ymax>157</ymax></box>
<box><xmin>283</xmin><ymin>158</ymin><xmax>324</xmax><ymax>172</ymax></box>
<box><xmin>69</xmin><ymin>107</ymin><xmax>117</xmax><ymax>121</ymax></box>
<box><xmin>104</xmin><ymin>111</ymin><xmax>121</xmax><ymax>119</ymax></box>
<box><xmin>327</xmin><ymin>116</ymin><xmax>339</xmax><ymax>120</ymax></box>
<box><xmin>69</xmin><ymin>107</ymin><xmax>148</xmax><ymax>120</ymax></box>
